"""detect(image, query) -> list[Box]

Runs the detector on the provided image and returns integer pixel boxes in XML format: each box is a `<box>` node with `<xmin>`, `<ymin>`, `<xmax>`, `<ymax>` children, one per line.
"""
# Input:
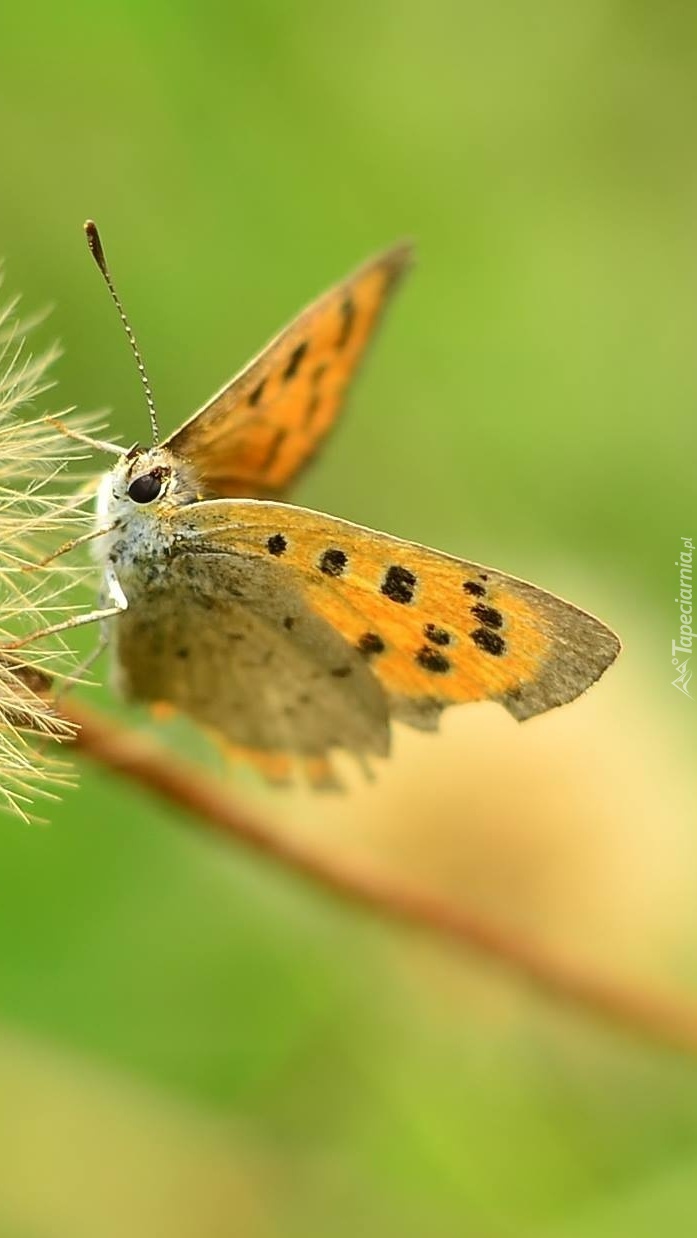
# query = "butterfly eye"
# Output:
<box><xmin>128</xmin><ymin>470</ymin><xmax>164</xmax><ymax>504</ymax></box>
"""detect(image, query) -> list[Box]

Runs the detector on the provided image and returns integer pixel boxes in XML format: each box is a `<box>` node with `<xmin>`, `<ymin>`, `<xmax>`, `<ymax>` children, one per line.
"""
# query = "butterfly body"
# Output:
<box><xmin>87</xmin><ymin>231</ymin><xmax>620</xmax><ymax>787</ymax></box>
<box><xmin>95</xmin><ymin>450</ymin><xmax>391</xmax><ymax>782</ymax></box>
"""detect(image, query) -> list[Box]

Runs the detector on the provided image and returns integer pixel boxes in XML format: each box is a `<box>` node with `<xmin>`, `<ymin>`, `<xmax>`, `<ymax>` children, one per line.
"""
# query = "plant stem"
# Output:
<box><xmin>62</xmin><ymin>698</ymin><xmax>697</xmax><ymax>1058</ymax></box>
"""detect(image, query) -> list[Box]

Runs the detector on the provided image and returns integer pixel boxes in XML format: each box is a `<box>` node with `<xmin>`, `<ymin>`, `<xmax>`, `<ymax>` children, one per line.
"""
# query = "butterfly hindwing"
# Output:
<box><xmin>173</xmin><ymin>499</ymin><xmax>621</xmax><ymax>731</ymax></box>
<box><xmin>111</xmin><ymin>521</ymin><xmax>392</xmax><ymax>781</ymax></box>
<box><xmin>163</xmin><ymin>243</ymin><xmax>412</xmax><ymax>498</ymax></box>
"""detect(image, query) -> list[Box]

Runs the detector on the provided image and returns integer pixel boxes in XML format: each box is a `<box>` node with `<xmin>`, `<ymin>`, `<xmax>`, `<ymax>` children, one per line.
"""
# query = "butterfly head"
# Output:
<box><xmin>94</xmin><ymin>445</ymin><xmax>200</xmax><ymax>575</ymax></box>
<box><xmin>105</xmin><ymin>444</ymin><xmax>199</xmax><ymax>515</ymax></box>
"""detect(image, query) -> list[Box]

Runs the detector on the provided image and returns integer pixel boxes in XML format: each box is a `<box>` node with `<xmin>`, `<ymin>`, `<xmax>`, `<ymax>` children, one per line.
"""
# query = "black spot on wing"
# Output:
<box><xmin>304</xmin><ymin>363</ymin><xmax>328</xmax><ymax>427</ymax></box>
<box><xmin>463</xmin><ymin>580</ymin><xmax>486</xmax><ymax>597</ymax></box>
<box><xmin>304</xmin><ymin>391</ymin><xmax>321</xmax><ymax>426</ymax></box>
<box><xmin>283</xmin><ymin>615</ymin><xmax>295</xmax><ymax>630</ymax></box>
<box><xmin>471</xmin><ymin>628</ymin><xmax>506</xmax><ymax>656</ymax></box>
<box><xmin>423</xmin><ymin>623</ymin><xmax>450</xmax><ymax>646</ymax></box>
<box><xmin>267</xmin><ymin>533</ymin><xmax>287</xmax><ymax>556</ymax></box>
<box><xmin>284</xmin><ymin>341</ymin><xmax>308</xmax><ymax>380</ymax></box>
<box><xmin>470</xmin><ymin>604</ymin><xmax>503</xmax><ymax>629</ymax></box>
<box><xmin>381</xmin><ymin>565</ymin><xmax>416</xmax><ymax>604</ymax></box>
<box><xmin>261</xmin><ymin>428</ymin><xmax>287</xmax><ymax>472</ymax></box>
<box><xmin>358</xmin><ymin>632</ymin><xmax>385</xmax><ymax>657</ymax></box>
<box><xmin>248</xmin><ymin>379</ymin><xmax>265</xmax><ymax>406</ymax></box>
<box><xmin>337</xmin><ymin>296</ymin><xmax>356</xmax><ymax>348</ymax></box>
<box><xmin>416</xmin><ymin>645</ymin><xmax>451</xmax><ymax>674</ymax></box>
<box><xmin>330</xmin><ymin>666</ymin><xmax>352</xmax><ymax>678</ymax></box>
<box><xmin>319</xmin><ymin>548</ymin><xmax>347</xmax><ymax>577</ymax></box>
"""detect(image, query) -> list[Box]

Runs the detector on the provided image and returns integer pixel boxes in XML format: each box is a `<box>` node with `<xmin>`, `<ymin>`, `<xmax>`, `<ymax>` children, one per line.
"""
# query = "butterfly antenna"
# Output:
<box><xmin>84</xmin><ymin>220</ymin><xmax>160</xmax><ymax>446</ymax></box>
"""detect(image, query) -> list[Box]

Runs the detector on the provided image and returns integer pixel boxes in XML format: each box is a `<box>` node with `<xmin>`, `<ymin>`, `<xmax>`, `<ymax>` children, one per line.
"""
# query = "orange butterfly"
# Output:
<box><xmin>83</xmin><ymin>222</ymin><xmax>620</xmax><ymax>788</ymax></box>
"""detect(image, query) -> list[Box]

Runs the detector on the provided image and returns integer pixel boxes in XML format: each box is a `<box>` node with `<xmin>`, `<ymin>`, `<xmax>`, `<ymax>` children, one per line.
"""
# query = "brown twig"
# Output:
<box><xmin>62</xmin><ymin>698</ymin><xmax>697</xmax><ymax>1058</ymax></box>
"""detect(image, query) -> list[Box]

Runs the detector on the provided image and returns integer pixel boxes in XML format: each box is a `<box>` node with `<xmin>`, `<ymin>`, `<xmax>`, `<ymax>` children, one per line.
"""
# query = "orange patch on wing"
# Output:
<box><xmin>219</xmin><ymin>746</ymin><xmax>341</xmax><ymax>790</ymax></box>
<box><xmin>188</xmin><ymin>503</ymin><xmax>568</xmax><ymax>711</ymax></box>
<box><xmin>303</xmin><ymin>553</ymin><xmax>547</xmax><ymax>709</ymax></box>
<box><xmin>222</xmin><ymin>742</ymin><xmax>294</xmax><ymax>785</ymax></box>
<box><xmin>164</xmin><ymin>243</ymin><xmax>412</xmax><ymax>497</ymax></box>
<box><xmin>302</xmin><ymin>754</ymin><xmax>341</xmax><ymax>790</ymax></box>
<box><xmin>150</xmin><ymin>701</ymin><xmax>178</xmax><ymax>721</ymax></box>
<box><xmin>175</xmin><ymin>500</ymin><xmax>619</xmax><ymax>730</ymax></box>
<box><xmin>261</xmin><ymin>507</ymin><xmax>549</xmax><ymax>708</ymax></box>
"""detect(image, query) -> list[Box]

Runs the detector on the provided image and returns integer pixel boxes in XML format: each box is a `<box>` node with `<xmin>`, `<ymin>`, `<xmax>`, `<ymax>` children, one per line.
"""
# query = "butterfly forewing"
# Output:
<box><xmin>175</xmin><ymin>500</ymin><xmax>621</xmax><ymax>731</ymax></box>
<box><xmin>163</xmin><ymin>243</ymin><xmax>412</xmax><ymax>497</ymax></box>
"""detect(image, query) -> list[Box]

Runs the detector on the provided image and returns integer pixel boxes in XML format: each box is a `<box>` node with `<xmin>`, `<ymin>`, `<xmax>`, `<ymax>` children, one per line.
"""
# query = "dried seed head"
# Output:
<box><xmin>0</xmin><ymin>278</ymin><xmax>103</xmax><ymax>819</ymax></box>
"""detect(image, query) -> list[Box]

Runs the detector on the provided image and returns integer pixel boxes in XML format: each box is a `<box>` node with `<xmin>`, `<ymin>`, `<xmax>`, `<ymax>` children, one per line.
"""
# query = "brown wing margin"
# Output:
<box><xmin>164</xmin><ymin>242</ymin><xmax>413</xmax><ymax>497</ymax></box>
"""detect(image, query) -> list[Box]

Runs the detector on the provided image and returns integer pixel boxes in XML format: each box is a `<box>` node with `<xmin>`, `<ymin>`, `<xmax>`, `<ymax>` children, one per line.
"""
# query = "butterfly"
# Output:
<box><xmin>83</xmin><ymin>222</ymin><xmax>620</xmax><ymax>788</ymax></box>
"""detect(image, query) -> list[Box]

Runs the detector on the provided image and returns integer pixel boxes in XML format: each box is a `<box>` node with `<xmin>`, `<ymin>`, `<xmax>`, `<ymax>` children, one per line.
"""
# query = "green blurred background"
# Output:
<box><xmin>2</xmin><ymin>2</ymin><xmax>697</xmax><ymax>1234</ymax></box>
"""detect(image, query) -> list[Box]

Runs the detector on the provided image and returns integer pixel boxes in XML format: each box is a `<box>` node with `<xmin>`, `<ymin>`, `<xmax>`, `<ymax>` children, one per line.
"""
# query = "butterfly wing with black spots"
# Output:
<box><xmin>109</xmin><ymin>498</ymin><xmax>620</xmax><ymax>784</ymax></box>
<box><xmin>163</xmin><ymin>244</ymin><xmax>412</xmax><ymax>498</ymax></box>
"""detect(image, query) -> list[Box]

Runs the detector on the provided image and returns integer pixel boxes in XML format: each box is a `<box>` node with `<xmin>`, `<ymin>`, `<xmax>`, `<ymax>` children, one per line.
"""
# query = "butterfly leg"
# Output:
<box><xmin>57</xmin><ymin>565</ymin><xmax>128</xmax><ymax>699</ymax></box>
